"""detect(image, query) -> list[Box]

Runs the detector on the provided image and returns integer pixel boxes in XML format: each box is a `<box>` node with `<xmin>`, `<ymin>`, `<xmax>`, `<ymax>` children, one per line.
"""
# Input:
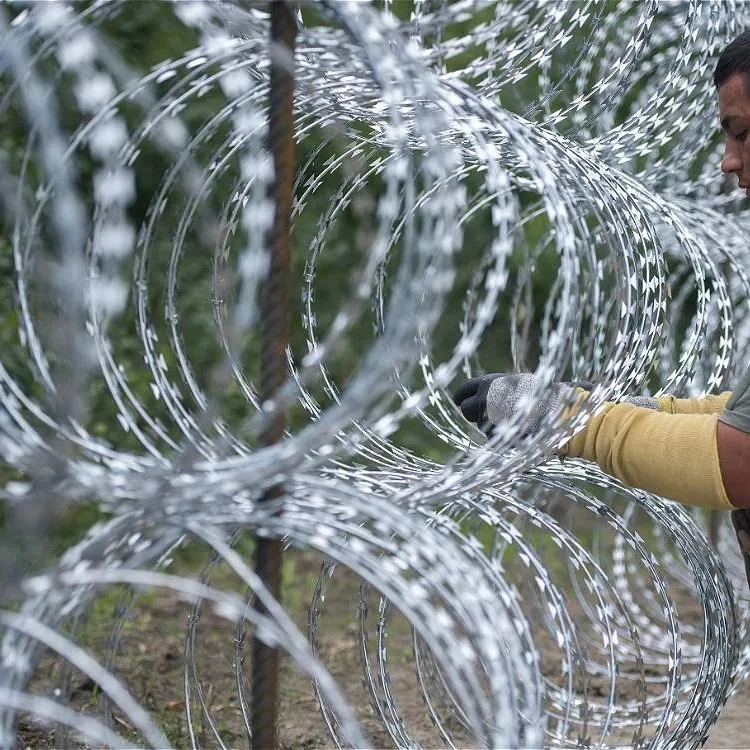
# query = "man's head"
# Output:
<box><xmin>716</xmin><ymin>32</ymin><xmax>750</xmax><ymax>193</ymax></box>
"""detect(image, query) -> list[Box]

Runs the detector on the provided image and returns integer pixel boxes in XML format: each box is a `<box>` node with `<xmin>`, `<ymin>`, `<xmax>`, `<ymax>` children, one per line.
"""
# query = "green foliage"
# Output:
<box><xmin>0</xmin><ymin>3</ymin><xmax>629</xmax><ymax>546</ymax></box>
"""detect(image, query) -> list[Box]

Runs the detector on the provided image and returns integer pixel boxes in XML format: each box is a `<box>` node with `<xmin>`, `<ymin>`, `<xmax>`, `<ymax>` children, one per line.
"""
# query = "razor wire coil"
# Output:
<box><xmin>0</xmin><ymin>1</ymin><xmax>749</xmax><ymax>748</ymax></box>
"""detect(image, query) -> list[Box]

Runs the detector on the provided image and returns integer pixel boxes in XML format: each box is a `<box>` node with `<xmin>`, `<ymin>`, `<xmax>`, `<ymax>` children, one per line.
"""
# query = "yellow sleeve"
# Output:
<box><xmin>562</xmin><ymin>403</ymin><xmax>733</xmax><ymax>510</ymax></box>
<box><xmin>656</xmin><ymin>392</ymin><xmax>731</xmax><ymax>414</ymax></box>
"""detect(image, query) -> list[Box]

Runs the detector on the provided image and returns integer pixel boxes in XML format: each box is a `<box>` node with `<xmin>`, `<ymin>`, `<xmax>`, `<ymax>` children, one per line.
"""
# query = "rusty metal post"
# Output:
<box><xmin>252</xmin><ymin>3</ymin><xmax>296</xmax><ymax>749</ymax></box>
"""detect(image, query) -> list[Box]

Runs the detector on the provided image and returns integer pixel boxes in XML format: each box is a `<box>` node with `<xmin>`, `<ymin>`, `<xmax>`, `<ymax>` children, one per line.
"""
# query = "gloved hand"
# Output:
<box><xmin>453</xmin><ymin>372</ymin><xmax>736</xmax><ymax>512</ymax></box>
<box><xmin>452</xmin><ymin>373</ymin><xmax>582</xmax><ymax>436</ymax></box>
<box><xmin>453</xmin><ymin>373</ymin><xmax>732</xmax><ymax>432</ymax></box>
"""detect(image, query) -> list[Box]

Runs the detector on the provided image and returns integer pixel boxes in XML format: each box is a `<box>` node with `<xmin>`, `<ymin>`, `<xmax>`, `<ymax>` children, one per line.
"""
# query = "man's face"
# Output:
<box><xmin>719</xmin><ymin>72</ymin><xmax>750</xmax><ymax>195</ymax></box>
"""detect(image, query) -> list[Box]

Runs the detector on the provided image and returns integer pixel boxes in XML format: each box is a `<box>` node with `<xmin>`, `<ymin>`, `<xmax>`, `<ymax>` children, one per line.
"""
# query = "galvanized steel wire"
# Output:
<box><xmin>0</xmin><ymin>1</ymin><xmax>749</xmax><ymax>748</ymax></box>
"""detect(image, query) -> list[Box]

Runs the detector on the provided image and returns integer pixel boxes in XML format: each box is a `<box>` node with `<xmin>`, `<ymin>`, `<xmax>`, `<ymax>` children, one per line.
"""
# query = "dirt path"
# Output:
<box><xmin>11</xmin><ymin>547</ymin><xmax>750</xmax><ymax>749</ymax></box>
<box><xmin>705</xmin><ymin>678</ymin><xmax>750</xmax><ymax>750</ymax></box>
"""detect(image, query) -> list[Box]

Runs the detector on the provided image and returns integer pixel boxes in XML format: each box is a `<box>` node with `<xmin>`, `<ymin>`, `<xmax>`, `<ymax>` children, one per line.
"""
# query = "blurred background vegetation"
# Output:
<box><xmin>0</xmin><ymin>1</ymin><xmax>715</xmax><ymax>557</ymax></box>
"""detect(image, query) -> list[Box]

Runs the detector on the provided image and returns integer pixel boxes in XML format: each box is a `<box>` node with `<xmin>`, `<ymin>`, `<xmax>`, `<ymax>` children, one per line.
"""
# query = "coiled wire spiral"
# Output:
<box><xmin>0</xmin><ymin>1</ymin><xmax>749</xmax><ymax>748</ymax></box>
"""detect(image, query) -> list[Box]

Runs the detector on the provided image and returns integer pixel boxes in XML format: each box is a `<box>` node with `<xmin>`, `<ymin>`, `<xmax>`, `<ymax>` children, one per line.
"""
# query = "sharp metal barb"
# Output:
<box><xmin>0</xmin><ymin>2</ymin><xmax>747</xmax><ymax>749</ymax></box>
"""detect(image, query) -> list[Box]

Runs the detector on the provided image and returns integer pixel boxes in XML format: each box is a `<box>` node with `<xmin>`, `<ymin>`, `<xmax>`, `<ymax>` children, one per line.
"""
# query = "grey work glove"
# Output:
<box><xmin>452</xmin><ymin>373</ymin><xmax>580</xmax><ymax>436</ymax></box>
<box><xmin>452</xmin><ymin>373</ymin><xmax>657</xmax><ymax>436</ymax></box>
<box><xmin>620</xmin><ymin>394</ymin><xmax>658</xmax><ymax>409</ymax></box>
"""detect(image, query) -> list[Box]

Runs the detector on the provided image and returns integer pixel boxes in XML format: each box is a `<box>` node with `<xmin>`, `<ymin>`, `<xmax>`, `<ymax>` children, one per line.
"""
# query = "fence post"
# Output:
<box><xmin>252</xmin><ymin>2</ymin><xmax>296</xmax><ymax>749</ymax></box>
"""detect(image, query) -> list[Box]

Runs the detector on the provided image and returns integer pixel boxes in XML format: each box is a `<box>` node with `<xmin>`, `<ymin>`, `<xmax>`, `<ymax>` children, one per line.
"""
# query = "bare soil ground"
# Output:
<box><xmin>10</xmin><ymin>545</ymin><xmax>750</xmax><ymax>749</ymax></box>
<box><xmin>12</xmin><ymin>547</ymin><xmax>453</xmax><ymax>749</ymax></box>
<box><xmin>706</xmin><ymin>680</ymin><xmax>750</xmax><ymax>750</ymax></box>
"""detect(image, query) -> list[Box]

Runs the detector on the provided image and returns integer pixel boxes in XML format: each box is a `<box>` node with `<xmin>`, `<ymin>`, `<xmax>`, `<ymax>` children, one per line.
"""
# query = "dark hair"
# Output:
<box><xmin>714</xmin><ymin>31</ymin><xmax>750</xmax><ymax>89</ymax></box>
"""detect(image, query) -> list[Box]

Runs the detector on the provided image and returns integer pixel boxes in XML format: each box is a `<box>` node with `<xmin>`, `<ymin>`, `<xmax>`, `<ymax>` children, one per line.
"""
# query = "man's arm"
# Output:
<box><xmin>562</xmin><ymin>404</ymin><xmax>734</xmax><ymax>510</ymax></box>
<box><xmin>718</xmin><ymin>421</ymin><xmax>750</xmax><ymax>508</ymax></box>
<box><xmin>454</xmin><ymin>372</ymin><xmax>750</xmax><ymax>511</ymax></box>
<box><xmin>658</xmin><ymin>393</ymin><xmax>731</xmax><ymax>414</ymax></box>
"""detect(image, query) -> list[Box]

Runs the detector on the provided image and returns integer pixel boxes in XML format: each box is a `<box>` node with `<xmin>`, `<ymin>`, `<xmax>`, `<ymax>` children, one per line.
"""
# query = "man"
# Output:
<box><xmin>453</xmin><ymin>31</ymin><xmax>750</xmax><ymax>576</ymax></box>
